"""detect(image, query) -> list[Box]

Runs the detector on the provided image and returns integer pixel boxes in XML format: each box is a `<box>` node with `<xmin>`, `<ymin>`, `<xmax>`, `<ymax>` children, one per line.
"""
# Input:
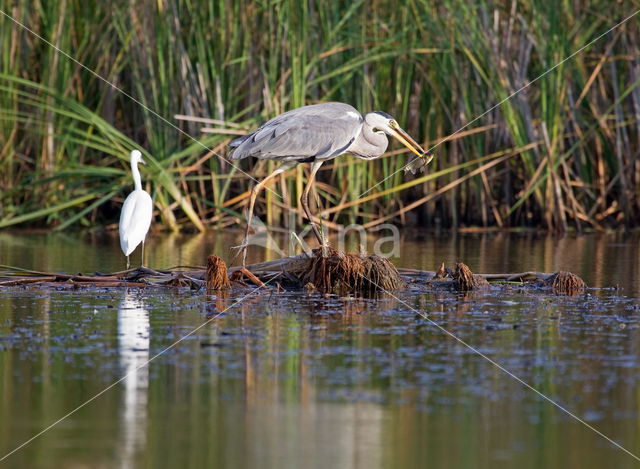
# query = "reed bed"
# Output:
<box><xmin>0</xmin><ymin>0</ymin><xmax>638</xmax><ymax>232</ymax></box>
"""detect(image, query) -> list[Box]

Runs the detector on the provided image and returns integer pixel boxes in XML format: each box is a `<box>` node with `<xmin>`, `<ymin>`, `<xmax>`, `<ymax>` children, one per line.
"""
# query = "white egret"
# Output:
<box><xmin>119</xmin><ymin>150</ymin><xmax>153</xmax><ymax>269</ymax></box>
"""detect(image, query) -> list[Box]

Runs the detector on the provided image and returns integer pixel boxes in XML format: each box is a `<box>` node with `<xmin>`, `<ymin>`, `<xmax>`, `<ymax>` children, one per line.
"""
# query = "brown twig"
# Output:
<box><xmin>230</xmin><ymin>268</ymin><xmax>266</xmax><ymax>288</ymax></box>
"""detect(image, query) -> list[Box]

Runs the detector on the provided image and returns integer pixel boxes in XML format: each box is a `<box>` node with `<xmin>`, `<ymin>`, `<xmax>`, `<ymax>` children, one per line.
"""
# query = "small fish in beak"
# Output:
<box><xmin>404</xmin><ymin>152</ymin><xmax>434</xmax><ymax>175</ymax></box>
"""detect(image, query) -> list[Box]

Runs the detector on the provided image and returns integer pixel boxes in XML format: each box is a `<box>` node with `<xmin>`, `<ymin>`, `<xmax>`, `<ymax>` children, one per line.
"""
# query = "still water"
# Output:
<box><xmin>0</xmin><ymin>230</ymin><xmax>639</xmax><ymax>468</ymax></box>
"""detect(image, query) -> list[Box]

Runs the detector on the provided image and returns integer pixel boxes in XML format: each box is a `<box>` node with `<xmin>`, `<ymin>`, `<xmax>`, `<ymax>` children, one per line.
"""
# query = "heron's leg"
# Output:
<box><xmin>141</xmin><ymin>241</ymin><xmax>145</xmax><ymax>267</ymax></box>
<box><xmin>126</xmin><ymin>255</ymin><xmax>130</xmax><ymax>270</ymax></box>
<box><xmin>300</xmin><ymin>160</ymin><xmax>325</xmax><ymax>246</ymax></box>
<box><xmin>235</xmin><ymin>161</ymin><xmax>296</xmax><ymax>266</ymax></box>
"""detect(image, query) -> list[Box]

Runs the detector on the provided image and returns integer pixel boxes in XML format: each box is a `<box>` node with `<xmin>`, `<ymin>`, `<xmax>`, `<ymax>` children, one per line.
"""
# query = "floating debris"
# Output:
<box><xmin>229</xmin><ymin>267</ymin><xmax>266</xmax><ymax>288</ymax></box>
<box><xmin>206</xmin><ymin>255</ymin><xmax>231</xmax><ymax>292</ymax></box>
<box><xmin>433</xmin><ymin>262</ymin><xmax>447</xmax><ymax>279</ymax></box>
<box><xmin>294</xmin><ymin>248</ymin><xmax>403</xmax><ymax>295</ymax></box>
<box><xmin>452</xmin><ymin>263</ymin><xmax>489</xmax><ymax>291</ymax></box>
<box><xmin>164</xmin><ymin>273</ymin><xmax>203</xmax><ymax>289</ymax></box>
<box><xmin>0</xmin><ymin>257</ymin><xmax>587</xmax><ymax>298</ymax></box>
<box><xmin>543</xmin><ymin>271</ymin><xmax>586</xmax><ymax>295</ymax></box>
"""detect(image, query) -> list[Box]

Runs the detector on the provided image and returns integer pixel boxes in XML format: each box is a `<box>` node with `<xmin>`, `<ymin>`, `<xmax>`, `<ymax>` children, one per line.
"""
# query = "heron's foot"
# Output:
<box><xmin>310</xmin><ymin>224</ymin><xmax>331</xmax><ymax>256</ymax></box>
<box><xmin>320</xmin><ymin>231</ymin><xmax>330</xmax><ymax>248</ymax></box>
<box><xmin>320</xmin><ymin>230</ymin><xmax>332</xmax><ymax>257</ymax></box>
<box><xmin>314</xmin><ymin>227</ymin><xmax>330</xmax><ymax>246</ymax></box>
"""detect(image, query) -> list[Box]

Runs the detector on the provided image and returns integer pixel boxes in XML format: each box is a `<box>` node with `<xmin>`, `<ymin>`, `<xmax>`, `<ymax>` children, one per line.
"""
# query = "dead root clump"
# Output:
<box><xmin>433</xmin><ymin>262</ymin><xmax>448</xmax><ymax>279</ymax></box>
<box><xmin>206</xmin><ymin>255</ymin><xmax>230</xmax><ymax>292</ymax></box>
<box><xmin>543</xmin><ymin>271</ymin><xmax>586</xmax><ymax>295</ymax></box>
<box><xmin>164</xmin><ymin>273</ymin><xmax>201</xmax><ymax>289</ymax></box>
<box><xmin>453</xmin><ymin>263</ymin><xmax>489</xmax><ymax>291</ymax></box>
<box><xmin>299</xmin><ymin>248</ymin><xmax>403</xmax><ymax>295</ymax></box>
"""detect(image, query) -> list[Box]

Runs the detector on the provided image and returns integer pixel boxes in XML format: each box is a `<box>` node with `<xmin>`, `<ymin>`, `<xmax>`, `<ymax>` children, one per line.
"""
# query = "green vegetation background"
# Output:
<box><xmin>0</xmin><ymin>0</ymin><xmax>638</xmax><ymax>232</ymax></box>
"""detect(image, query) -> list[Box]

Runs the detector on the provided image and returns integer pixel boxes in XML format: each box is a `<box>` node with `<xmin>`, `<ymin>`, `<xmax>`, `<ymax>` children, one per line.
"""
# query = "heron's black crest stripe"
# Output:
<box><xmin>373</xmin><ymin>111</ymin><xmax>393</xmax><ymax>119</ymax></box>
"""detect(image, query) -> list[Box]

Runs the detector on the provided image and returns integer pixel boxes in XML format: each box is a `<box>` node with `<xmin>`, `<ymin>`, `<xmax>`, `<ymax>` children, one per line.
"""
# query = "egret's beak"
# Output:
<box><xmin>139</xmin><ymin>157</ymin><xmax>147</xmax><ymax>165</ymax></box>
<box><xmin>388</xmin><ymin>121</ymin><xmax>430</xmax><ymax>159</ymax></box>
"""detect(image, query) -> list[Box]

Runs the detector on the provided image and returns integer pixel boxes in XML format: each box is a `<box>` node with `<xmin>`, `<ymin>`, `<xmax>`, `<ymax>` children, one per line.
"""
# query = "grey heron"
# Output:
<box><xmin>230</xmin><ymin>102</ymin><xmax>431</xmax><ymax>265</ymax></box>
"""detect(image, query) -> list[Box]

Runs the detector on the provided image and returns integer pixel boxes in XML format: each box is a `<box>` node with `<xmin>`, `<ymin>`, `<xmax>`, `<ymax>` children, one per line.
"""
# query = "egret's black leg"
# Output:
<box><xmin>300</xmin><ymin>161</ymin><xmax>325</xmax><ymax>246</ymax></box>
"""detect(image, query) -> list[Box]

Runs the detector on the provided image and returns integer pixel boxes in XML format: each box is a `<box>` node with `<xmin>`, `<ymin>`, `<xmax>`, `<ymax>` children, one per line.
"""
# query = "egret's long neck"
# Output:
<box><xmin>131</xmin><ymin>160</ymin><xmax>142</xmax><ymax>191</ymax></box>
<box><xmin>349</xmin><ymin>123</ymin><xmax>388</xmax><ymax>160</ymax></box>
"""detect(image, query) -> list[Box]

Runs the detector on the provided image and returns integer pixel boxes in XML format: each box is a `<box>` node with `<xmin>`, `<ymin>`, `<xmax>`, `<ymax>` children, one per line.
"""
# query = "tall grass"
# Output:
<box><xmin>0</xmin><ymin>0</ymin><xmax>638</xmax><ymax>232</ymax></box>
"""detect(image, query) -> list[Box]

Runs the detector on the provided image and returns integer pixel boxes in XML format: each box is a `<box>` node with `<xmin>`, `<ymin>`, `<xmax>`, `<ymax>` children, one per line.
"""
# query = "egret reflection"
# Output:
<box><xmin>117</xmin><ymin>292</ymin><xmax>150</xmax><ymax>469</ymax></box>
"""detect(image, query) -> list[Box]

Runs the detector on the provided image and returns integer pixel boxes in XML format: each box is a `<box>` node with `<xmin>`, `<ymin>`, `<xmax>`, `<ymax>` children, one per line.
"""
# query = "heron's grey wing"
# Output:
<box><xmin>230</xmin><ymin>103</ymin><xmax>362</xmax><ymax>161</ymax></box>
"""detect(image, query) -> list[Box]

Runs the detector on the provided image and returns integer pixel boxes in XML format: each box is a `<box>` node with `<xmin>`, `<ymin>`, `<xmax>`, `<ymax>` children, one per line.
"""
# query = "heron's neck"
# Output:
<box><xmin>350</xmin><ymin>123</ymin><xmax>388</xmax><ymax>159</ymax></box>
<box><xmin>131</xmin><ymin>161</ymin><xmax>142</xmax><ymax>191</ymax></box>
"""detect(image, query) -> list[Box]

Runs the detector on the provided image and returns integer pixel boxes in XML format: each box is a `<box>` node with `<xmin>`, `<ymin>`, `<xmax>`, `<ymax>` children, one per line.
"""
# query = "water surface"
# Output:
<box><xmin>1</xmin><ymin>231</ymin><xmax>639</xmax><ymax>468</ymax></box>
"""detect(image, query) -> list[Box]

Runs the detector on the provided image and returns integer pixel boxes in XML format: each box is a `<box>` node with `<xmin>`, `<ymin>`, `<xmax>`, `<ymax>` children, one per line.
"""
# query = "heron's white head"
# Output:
<box><xmin>364</xmin><ymin>111</ymin><xmax>429</xmax><ymax>159</ymax></box>
<box><xmin>130</xmin><ymin>149</ymin><xmax>146</xmax><ymax>165</ymax></box>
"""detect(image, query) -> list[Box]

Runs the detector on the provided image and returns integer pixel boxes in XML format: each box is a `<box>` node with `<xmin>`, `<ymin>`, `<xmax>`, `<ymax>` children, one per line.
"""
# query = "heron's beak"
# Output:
<box><xmin>389</xmin><ymin>121</ymin><xmax>428</xmax><ymax>158</ymax></box>
<box><xmin>139</xmin><ymin>157</ymin><xmax>147</xmax><ymax>165</ymax></box>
